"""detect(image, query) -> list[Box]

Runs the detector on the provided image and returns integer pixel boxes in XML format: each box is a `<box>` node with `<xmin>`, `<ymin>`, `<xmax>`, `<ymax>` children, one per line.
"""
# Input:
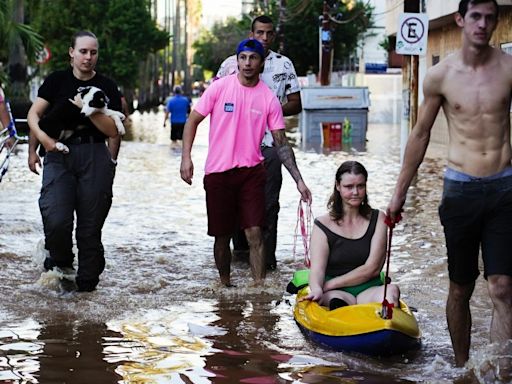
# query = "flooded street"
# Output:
<box><xmin>0</xmin><ymin>107</ymin><xmax>510</xmax><ymax>383</ymax></box>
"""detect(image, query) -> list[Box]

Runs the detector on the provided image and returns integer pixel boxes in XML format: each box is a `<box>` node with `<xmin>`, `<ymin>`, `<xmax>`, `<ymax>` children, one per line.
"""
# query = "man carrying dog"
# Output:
<box><xmin>27</xmin><ymin>30</ymin><xmax>122</xmax><ymax>292</ymax></box>
<box><xmin>181</xmin><ymin>39</ymin><xmax>311</xmax><ymax>286</ymax></box>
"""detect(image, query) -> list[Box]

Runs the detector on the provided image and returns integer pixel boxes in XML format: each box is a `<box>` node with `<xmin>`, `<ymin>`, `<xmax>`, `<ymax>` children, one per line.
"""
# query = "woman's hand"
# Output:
<box><xmin>69</xmin><ymin>94</ymin><xmax>84</xmax><ymax>110</ymax></box>
<box><xmin>299</xmin><ymin>287</ymin><xmax>323</xmax><ymax>302</ymax></box>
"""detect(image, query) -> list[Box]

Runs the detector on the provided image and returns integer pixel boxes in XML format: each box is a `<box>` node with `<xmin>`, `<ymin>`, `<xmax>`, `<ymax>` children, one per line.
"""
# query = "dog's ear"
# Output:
<box><xmin>79</xmin><ymin>87</ymin><xmax>92</xmax><ymax>98</ymax></box>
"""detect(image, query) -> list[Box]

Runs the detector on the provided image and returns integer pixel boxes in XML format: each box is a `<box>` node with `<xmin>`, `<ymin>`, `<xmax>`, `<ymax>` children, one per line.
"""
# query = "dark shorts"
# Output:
<box><xmin>170</xmin><ymin>122</ymin><xmax>185</xmax><ymax>141</ymax></box>
<box><xmin>203</xmin><ymin>164</ymin><xmax>266</xmax><ymax>237</ymax></box>
<box><xmin>438</xmin><ymin>168</ymin><xmax>512</xmax><ymax>284</ymax></box>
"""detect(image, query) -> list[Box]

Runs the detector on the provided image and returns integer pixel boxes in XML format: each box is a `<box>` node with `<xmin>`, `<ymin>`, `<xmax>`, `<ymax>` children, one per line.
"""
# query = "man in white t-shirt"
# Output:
<box><xmin>181</xmin><ymin>39</ymin><xmax>311</xmax><ymax>287</ymax></box>
<box><xmin>216</xmin><ymin>15</ymin><xmax>302</xmax><ymax>270</ymax></box>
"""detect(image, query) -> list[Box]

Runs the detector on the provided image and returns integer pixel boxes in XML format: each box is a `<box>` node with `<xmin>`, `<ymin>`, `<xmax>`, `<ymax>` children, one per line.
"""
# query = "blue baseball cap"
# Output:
<box><xmin>236</xmin><ymin>38</ymin><xmax>265</xmax><ymax>60</ymax></box>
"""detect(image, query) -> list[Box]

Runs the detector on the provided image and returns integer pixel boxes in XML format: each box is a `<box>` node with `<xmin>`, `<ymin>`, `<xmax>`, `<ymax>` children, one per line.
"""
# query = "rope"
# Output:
<box><xmin>293</xmin><ymin>199</ymin><xmax>313</xmax><ymax>267</ymax></box>
<box><xmin>381</xmin><ymin>212</ymin><xmax>402</xmax><ymax>319</ymax></box>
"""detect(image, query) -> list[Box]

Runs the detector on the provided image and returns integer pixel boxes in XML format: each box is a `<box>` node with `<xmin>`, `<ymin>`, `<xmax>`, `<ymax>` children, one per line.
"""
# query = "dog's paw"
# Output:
<box><xmin>55</xmin><ymin>142</ymin><xmax>70</xmax><ymax>154</ymax></box>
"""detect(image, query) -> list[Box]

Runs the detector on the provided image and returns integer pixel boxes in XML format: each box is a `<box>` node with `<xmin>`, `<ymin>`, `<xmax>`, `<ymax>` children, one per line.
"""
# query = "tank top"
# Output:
<box><xmin>314</xmin><ymin>209</ymin><xmax>379</xmax><ymax>277</ymax></box>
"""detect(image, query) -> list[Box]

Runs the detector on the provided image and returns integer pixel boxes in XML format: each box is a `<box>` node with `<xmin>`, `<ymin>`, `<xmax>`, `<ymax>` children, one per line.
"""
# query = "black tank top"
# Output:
<box><xmin>314</xmin><ymin>209</ymin><xmax>379</xmax><ymax>277</ymax></box>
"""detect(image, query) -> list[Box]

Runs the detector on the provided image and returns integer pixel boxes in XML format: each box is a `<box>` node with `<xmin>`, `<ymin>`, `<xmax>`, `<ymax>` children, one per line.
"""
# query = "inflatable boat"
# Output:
<box><xmin>289</xmin><ymin>271</ymin><xmax>421</xmax><ymax>355</ymax></box>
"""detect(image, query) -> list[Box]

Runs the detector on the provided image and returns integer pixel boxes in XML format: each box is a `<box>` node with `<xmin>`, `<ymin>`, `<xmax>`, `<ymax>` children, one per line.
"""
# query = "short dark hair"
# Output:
<box><xmin>458</xmin><ymin>0</ymin><xmax>499</xmax><ymax>18</ymax></box>
<box><xmin>251</xmin><ymin>15</ymin><xmax>274</xmax><ymax>32</ymax></box>
<box><xmin>327</xmin><ymin>161</ymin><xmax>372</xmax><ymax>221</ymax></box>
<box><xmin>71</xmin><ymin>31</ymin><xmax>98</xmax><ymax>48</ymax></box>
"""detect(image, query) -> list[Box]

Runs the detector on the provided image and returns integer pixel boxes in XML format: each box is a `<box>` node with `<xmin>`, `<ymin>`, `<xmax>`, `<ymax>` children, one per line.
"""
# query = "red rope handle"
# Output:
<box><xmin>293</xmin><ymin>200</ymin><xmax>313</xmax><ymax>267</ymax></box>
<box><xmin>381</xmin><ymin>212</ymin><xmax>402</xmax><ymax>319</ymax></box>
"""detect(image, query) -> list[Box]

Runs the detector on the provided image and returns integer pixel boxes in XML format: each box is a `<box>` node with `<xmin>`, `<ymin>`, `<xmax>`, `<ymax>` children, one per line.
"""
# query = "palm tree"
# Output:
<box><xmin>0</xmin><ymin>0</ymin><xmax>44</xmax><ymax>101</ymax></box>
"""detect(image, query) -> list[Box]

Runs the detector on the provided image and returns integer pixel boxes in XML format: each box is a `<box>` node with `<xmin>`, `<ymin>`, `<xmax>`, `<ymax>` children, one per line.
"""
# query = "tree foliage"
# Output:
<box><xmin>0</xmin><ymin>0</ymin><xmax>44</xmax><ymax>86</ymax></box>
<box><xmin>283</xmin><ymin>0</ymin><xmax>373</xmax><ymax>74</ymax></box>
<box><xmin>28</xmin><ymin>0</ymin><xmax>169</xmax><ymax>89</ymax></box>
<box><xmin>192</xmin><ymin>0</ymin><xmax>373</xmax><ymax>76</ymax></box>
<box><xmin>192</xmin><ymin>16</ymin><xmax>251</xmax><ymax>75</ymax></box>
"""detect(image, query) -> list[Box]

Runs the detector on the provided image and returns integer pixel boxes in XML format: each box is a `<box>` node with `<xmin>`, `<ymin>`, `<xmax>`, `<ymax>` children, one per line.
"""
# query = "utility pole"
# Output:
<box><xmin>400</xmin><ymin>0</ymin><xmax>420</xmax><ymax>162</ymax></box>
<box><xmin>183</xmin><ymin>0</ymin><xmax>190</xmax><ymax>95</ymax></box>
<box><xmin>277</xmin><ymin>0</ymin><xmax>286</xmax><ymax>53</ymax></box>
<box><xmin>319</xmin><ymin>1</ymin><xmax>333</xmax><ymax>86</ymax></box>
<box><xmin>171</xmin><ymin>0</ymin><xmax>181</xmax><ymax>89</ymax></box>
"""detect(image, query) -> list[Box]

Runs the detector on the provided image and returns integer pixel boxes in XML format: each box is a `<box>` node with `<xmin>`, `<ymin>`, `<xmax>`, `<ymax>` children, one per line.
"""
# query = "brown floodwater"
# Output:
<box><xmin>0</xmin><ymin>107</ymin><xmax>510</xmax><ymax>383</ymax></box>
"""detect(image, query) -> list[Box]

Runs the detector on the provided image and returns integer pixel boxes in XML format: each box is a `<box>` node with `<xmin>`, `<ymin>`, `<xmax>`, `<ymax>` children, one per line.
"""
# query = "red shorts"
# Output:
<box><xmin>203</xmin><ymin>164</ymin><xmax>266</xmax><ymax>236</ymax></box>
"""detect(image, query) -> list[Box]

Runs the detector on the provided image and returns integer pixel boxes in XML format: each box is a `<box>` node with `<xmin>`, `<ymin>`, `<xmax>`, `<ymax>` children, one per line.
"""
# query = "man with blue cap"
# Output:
<box><xmin>217</xmin><ymin>15</ymin><xmax>302</xmax><ymax>271</ymax></box>
<box><xmin>180</xmin><ymin>38</ymin><xmax>312</xmax><ymax>287</ymax></box>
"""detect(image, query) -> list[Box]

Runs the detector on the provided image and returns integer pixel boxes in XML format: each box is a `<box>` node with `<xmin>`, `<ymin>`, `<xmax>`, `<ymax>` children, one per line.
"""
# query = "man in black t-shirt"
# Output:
<box><xmin>27</xmin><ymin>31</ymin><xmax>122</xmax><ymax>292</ymax></box>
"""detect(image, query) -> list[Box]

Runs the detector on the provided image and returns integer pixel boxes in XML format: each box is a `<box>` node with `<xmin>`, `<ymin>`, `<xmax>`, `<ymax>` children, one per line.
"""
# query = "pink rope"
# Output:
<box><xmin>293</xmin><ymin>200</ymin><xmax>313</xmax><ymax>267</ymax></box>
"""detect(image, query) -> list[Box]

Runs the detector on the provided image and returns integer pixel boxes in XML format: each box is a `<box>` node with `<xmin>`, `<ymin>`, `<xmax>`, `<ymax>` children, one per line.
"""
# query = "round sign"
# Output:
<box><xmin>35</xmin><ymin>45</ymin><xmax>51</xmax><ymax>64</ymax></box>
<box><xmin>400</xmin><ymin>17</ymin><xmax>425</xmax><ymax>44</ymax></box>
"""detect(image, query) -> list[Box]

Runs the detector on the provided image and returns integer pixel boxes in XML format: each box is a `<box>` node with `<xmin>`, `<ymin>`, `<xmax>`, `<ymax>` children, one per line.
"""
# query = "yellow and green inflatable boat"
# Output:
<box><xmin>289</xmin><ymin>270</ymin><xmax>421</xmax><ymax>356</ymax></box>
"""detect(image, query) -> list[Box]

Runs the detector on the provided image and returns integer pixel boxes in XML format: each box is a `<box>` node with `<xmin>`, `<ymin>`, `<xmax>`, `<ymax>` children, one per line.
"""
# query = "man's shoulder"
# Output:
<box><xmin>217</xmin><ymin>55</ymin><xmax>238</xmax><ymax>77</ymax></box>
<box><xmin>425</xmin><ymin>54</ymin><xmax>457</xmax><ymax>84</ymax></box>
<box><xmin>498</xmin><ymin>49</ymin><xmax>512</xmax><ymax>76</ymax></box>
<box><xmin>267</xmin><ymin>50</ymin><xmax>293</xmax><ymax>63</ymax></box>
<box><xmin>221</xmin><ymin>54</ymin><xmax>237</xmax><ymax>64</ymax></box>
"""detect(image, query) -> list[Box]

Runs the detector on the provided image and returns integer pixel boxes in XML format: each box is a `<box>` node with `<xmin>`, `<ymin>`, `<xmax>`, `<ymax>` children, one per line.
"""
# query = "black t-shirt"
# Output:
<box><xmin>38</xmin><ymin>69</ymin><xmax>122</xmax><ymax>140</ymax></box>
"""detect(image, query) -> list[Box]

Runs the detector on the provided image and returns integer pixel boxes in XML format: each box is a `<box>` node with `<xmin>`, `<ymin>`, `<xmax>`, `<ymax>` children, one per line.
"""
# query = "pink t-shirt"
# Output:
<box><xmin>194</xmin><ymin>74</ymin><xmax>285</xmax><ymax>174</ymax></box>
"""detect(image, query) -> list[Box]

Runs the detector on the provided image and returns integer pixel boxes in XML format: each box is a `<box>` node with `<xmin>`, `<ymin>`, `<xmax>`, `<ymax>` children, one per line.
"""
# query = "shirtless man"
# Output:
<box><xmin>387</xmin><ymin>0</ymin><xmax>512</xmax><ymax>367</ymax></box>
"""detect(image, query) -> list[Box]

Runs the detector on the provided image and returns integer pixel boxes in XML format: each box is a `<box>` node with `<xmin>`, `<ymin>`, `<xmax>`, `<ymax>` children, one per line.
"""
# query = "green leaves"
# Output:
<box><xmin>29</xmin><ymin>0</ymin><xmax>170</xmax><ymax>89</ymax></box>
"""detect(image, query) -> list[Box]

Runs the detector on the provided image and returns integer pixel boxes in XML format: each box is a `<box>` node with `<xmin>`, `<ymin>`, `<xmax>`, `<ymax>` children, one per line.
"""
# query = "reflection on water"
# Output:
<box><xmin>0</xmin><ymin>319</ymin><xmax>41</xmax><ymax>383</ymax></box>
<box><xmin>0</xmin><ymin>108</ymin><xmax>510</xmax><ymax>383</ymax></box>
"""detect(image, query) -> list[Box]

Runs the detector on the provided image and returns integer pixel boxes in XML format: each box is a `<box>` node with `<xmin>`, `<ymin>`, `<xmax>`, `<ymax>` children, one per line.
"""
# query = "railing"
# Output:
<box><xmin>0</xmin><ymin>100</ymin><xmax>29</xmax><ymax>182</ymax></box>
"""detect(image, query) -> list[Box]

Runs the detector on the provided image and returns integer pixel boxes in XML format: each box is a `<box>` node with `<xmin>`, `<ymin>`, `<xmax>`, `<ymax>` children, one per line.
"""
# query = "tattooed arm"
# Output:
<box><xmin>271</xmin><ymin>129</ymin><xmax>312</xmax><ymax>203</ymax></box>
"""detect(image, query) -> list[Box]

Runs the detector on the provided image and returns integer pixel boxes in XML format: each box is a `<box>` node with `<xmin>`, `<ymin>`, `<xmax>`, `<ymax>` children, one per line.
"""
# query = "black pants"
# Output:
<box><xmin>233</xmin><ymin>146</ymin><xmax>282</xmax><ymax>267</ymax></box>
<box><xmin>39</xmin><ymin>143</ymin><xmax>115</xmax><ymax>290</ymax></box>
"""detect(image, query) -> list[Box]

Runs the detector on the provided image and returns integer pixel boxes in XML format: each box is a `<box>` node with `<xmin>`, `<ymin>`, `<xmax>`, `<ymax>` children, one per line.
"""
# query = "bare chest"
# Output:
<box><xmin>442</xmin><ymin>69</ymin><xmax>511</xmax><ymax>115</ymax></box>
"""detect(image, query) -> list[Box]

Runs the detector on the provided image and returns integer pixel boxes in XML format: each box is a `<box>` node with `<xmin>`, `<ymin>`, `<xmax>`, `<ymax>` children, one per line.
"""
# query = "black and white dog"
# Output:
<box><xmin>78</xmin><ymin>86</ymin><xmax>126</xmax><ymax>136</ymax></box>
<box><xmin>39</xmin><ymin>86</ymin><xmax>125</xmax><ymax>153</ymax></box>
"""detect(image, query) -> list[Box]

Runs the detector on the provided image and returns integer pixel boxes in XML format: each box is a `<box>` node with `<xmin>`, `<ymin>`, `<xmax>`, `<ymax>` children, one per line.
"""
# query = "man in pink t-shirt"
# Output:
<box><xmin>181</xmin><ymin>39</ymin><xmax>312</xmax><ymax>287</ymax></box>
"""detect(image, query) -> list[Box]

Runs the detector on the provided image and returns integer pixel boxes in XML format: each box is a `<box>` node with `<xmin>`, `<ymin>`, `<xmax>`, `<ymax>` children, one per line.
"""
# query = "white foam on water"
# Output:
<box><xmin>31</xmin><ymin>238</ymin><xmax>48</xmax><ymax>269</ymax></box>
<box><xmin>468</xmin><ymin>340</ymin><xmax>512</xmax><ymax>384</ymax></box>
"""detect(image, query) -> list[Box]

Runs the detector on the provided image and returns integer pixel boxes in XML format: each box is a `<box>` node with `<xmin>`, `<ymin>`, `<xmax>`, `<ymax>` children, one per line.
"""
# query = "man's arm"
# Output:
<box><xmin>180</xmin><ymin>110</ymin><xmax>205</xmax><ymax>185</ymax></box>
<box><xmin>387</xmin><ymin>71</ymin><xmax>443</xmax><ymax>221</ymax></box>
<box><xmin>163</xmin><ymin>107</ymin><xmax>169</xmax><ymax>127</ymax></box>
<box><xmin>282</xmin><ymin>91</ymin><xmax>302</xmax><ymax>117</ymax></box>
<box><xmin>271</xmin><ymin>129</ymin><xmax>312</xmax><ymax>203</ymax></box>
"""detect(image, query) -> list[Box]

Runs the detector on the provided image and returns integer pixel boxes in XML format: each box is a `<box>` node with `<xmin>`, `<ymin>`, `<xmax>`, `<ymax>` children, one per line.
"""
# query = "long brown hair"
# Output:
<box><xmin>327</xmin><ymin>161</ymin><xmax>372</xmax><ymax>221</ymax></box>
